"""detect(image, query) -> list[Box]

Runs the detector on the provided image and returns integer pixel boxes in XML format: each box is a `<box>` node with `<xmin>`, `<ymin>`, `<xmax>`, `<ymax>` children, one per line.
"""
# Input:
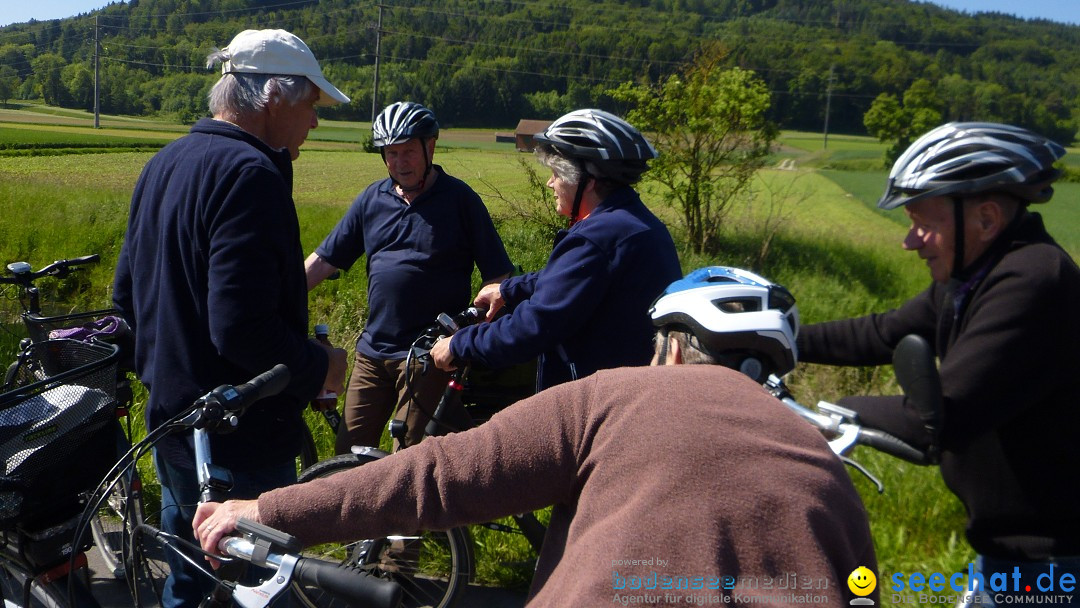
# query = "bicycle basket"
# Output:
<box><xmin>0</xmin><ymin>339</ymin><xmax>120</xmax><ymax>529</ymax></box>
<box><xmin>22</xmin><ymin>309</ymin><xmax>119</xmax><ymax>344</ymax></box>
<box><xmin>23</xmin><ymin>310</ymin><xmax>135</xmax><ymax>371</ymax></box>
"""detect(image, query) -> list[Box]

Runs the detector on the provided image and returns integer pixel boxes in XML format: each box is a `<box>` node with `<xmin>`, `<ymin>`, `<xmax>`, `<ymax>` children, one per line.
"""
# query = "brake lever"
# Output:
<box><xmin>840</xmin><ymin>456</ymin><xmax>884</xmax><ymax>494</ymax></box>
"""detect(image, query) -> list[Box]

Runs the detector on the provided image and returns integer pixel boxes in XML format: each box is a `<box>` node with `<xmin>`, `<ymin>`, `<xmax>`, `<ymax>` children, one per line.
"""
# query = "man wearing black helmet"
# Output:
<box><xmin>430</xmin><ymin>109</ymin><xmax>681</xmax><ymax>390</ymax></box>
<box><xmin>195</xmin><ymin>267</ymin><xmax>876</xmax><ymax>608</ymax></box>
<box><xmin>796</xmin><ymin>122</ymin><xmax>1080</xmax><ymax>604</ymax></box>
<box><xmin>306</xmin><ymin>101</ymin><xmax>513</xmax><ymax>451</ymax></box>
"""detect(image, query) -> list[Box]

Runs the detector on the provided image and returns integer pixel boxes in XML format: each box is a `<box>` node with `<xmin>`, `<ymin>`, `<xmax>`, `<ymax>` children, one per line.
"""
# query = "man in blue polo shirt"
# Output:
<box><xmin>306</xmin><ymin>101</ymin><xmax>513</xmax><ymax>452</ymax></box>
<box><xmin>430</xmin><ymin>109</ymin><xmax>681</xmax><ymax>390</ymax></box>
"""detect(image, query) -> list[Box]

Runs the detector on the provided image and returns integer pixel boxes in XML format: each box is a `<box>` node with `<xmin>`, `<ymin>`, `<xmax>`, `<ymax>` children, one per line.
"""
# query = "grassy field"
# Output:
<box><xmin>1</xmin><ymin>109</ymin><xmax>1076</xmax><ymax>605</ymax></box>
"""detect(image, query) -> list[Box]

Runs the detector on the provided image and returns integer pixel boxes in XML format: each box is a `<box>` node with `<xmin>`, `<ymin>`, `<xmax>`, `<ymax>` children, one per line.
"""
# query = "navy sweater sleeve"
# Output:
<box><xmin>501</xmin><ymin>271</ymin><xmax>540</xmax><ymax>306</ymax></box>
<box><xmin>450</xmin><ymin>233</ymin><xmax>610</xmax><ymax>368</ymax></box>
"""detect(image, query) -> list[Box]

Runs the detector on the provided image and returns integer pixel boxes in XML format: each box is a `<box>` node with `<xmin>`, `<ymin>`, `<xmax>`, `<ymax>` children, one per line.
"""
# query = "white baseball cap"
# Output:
<box><xmin>219</xmin><ymin>29</ymin><xmax>350</xmax><ymax>106</ymax></box>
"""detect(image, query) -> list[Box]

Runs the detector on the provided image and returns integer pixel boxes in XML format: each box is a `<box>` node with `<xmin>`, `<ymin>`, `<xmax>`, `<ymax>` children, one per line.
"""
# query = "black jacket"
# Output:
<box><xmin>798</xmin><ymin>212</ymin><xmax>1080</xmax><ymax>560</ymax></box>
<box><xmin>113</xmin><ymin>119</ymin><xmax>327</xmax><ymax>471</ymax></box>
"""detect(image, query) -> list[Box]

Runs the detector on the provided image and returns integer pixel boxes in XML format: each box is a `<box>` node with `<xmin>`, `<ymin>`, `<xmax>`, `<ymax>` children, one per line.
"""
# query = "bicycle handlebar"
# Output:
<box><xmin>220</xmin><ymin>524</ymin><xmax>402</xmax><ymax>608</ymax></box>
<box><xmin>189</xmin><ymin>364</ymin><xmax>291</xmax><ymax>432</ymax></box>
<box><xmin>856</xmin><ymin>428</ymin><xmax>934</xmax><ymax>465</ymax></box>
<box><xmin>1</xmin><ymin>254</ymin><xmax>100</xmax><ymax>285</ymax></box>
<box><xmin>233</xmin><ymin>364</ymin><xmax>292</xmax><ymax>409</ymax></box>
<box><xmin>766</xmin><ymin>377</ymin><xmax>934</xmax><ymax>466</ymax></box>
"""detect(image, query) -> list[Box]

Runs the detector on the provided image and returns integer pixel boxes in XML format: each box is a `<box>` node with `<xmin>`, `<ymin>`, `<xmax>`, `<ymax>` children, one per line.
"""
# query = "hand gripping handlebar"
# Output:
<box><xmin>220</xmin><ymin>518</ymin><xmax>402</xmax><ymax>608</ymax></box>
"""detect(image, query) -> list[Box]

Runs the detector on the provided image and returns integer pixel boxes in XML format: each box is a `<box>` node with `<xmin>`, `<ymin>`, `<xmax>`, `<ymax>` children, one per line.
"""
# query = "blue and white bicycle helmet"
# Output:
<box><xmin>371</xmin><ymin>101</ymin><xmax>439</xmax><ymax>148</ymax></box>
<box><xmin>649</xmin><ymin>266</ymin><xmax>799</xmax><ymax>381</ymax></box>
<box><xmin>878</xmin><ymin>122</ymin><xmax>1065</xmax><ymax>210</ymax></box>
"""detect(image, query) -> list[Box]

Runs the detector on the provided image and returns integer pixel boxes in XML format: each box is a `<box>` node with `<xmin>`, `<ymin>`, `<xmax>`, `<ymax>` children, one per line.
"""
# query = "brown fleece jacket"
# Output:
<box><xmin>259</xmin><ymin>365</ymin><xmax>877</xmax><ymax>607</ymax></box>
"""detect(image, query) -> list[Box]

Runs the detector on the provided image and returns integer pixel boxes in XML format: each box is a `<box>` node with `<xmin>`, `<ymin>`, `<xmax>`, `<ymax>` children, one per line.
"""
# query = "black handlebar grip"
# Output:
<box><xmin>68</xmin><ymin>254</ymin><xmax>101</xmax><ymax>266</ymax></box>
<box><xmin>858</xmin><ymin>428</ymin><xmax>933</xmax><ymax>465</ymax></box>
<box><xmin>234</xmin><ymin>364</ymin><xmax>291</xmax><ymax>408</ymax></box>
<box><xmin>294</xmin><ymin>558</ymin><xmax>402</xmax><ymax>608</ymax></box>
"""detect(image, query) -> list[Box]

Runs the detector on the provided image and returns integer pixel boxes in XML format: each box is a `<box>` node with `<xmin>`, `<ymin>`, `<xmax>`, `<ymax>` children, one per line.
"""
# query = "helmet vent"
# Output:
<box><xmin>713</xmin><ymin>298</ymin><xmax>761</xmax><ymax>313</ymax></box>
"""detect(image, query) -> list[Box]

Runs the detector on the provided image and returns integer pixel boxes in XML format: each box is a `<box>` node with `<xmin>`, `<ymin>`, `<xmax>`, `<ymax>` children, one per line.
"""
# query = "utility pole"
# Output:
<box><xmin>93</xmin><ymin>15</ymin><xmax>100</xmax><ymax>129</ymax></box>
<box><xmin>822</xmin><ymin>64</ymin><xmax>835</xmax><ymax>149</ymax></box>
<box><xmin>371</xmin><ymin>4</ymin><xmax>384</xmax><ymax>123</ymax></box>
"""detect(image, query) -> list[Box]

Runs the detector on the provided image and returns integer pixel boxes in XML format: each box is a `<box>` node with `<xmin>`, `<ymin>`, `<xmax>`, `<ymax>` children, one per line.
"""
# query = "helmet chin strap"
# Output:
<box><xmin>569</xmin><ymin>161</ymin><xmax>590</xmax><ymax>225</ymax></box>
<box><xmin>951</xmin><ymin>197</ymin><xmax>966</xmax><ymax>280</ymax></box>
<box><xmin>655</xmin><ymin>327</ymin><xmax>670</xmax><ymax>364</ymax></box>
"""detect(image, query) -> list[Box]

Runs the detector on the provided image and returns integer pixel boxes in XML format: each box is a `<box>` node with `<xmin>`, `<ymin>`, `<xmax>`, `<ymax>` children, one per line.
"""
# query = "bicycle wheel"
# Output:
<box><xmin>123</xmin><ymin>476</ymin><xmax>167</xmax><ymax>608</ymax></box>
<box><xmin>89</xmin><ymin>470</ymin><xmax>144</xmax><ymax>579</ymax></box>
<box><xmin>88</xmin><ymin>421</ymin><xmax>143</xmax><ymax>580</ymax></box>
<box><xmin>292</xmin><ymin>453</ymin><xmax>474</xmax><ymax>608</ymax></box>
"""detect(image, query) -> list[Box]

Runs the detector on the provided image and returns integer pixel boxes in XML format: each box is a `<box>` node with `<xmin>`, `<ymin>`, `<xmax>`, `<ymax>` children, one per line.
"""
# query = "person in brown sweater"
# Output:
<box><xmin>194</xmin><ymin>267</ymin><xmax>877</xmax><ymax>607</ymax></box>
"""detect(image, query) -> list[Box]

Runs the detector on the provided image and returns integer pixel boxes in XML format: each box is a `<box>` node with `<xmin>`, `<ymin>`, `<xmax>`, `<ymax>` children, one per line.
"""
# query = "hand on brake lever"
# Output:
<box><xmin>473</xmin><ymin>283</ymin><xmax>505</xmax><ymax>322</ymax></box>
<box><xmin>430</xmin><ymin>336</ymin><xmax>458</xmax><ymax>372</ymax></box>
<box><xmin>194</xmin><ymin>500</ymin><xmax>261</xmax><ymax>568</ymax></box>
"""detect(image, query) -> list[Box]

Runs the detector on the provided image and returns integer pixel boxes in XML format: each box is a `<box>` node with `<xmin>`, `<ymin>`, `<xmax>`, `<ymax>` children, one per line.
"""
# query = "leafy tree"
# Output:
<box><xmin>155</xmin><ymin>72</ymin><xmax>214</xmax><ymax>122</ymax></box>
<box><xmin>610</xmin><ymin>47</ymin><xmax>776</xmax><ymax>255</ymax></box>
<box><xmin>30</xmin><ymin>53</ymin><xmax>67</xmax><ymax>106</ymax></box>
<box><xmin>864</xmin><ymin>78</ymin><xmax>942</xmax><ymax>163</ymax></box>
<box><xmin>62</xmin><ymin>62</ymin><xmax>94</xmax><ymax>111</ymax></box>
<box><xmin>0</xmin><ymin>66</ymin><xmax>19</xmax><ymax>107</ymax></box>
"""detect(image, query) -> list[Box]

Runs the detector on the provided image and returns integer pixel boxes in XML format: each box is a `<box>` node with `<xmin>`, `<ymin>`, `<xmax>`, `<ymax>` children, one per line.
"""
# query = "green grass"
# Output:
<box><xmin>0</xmin><ymin>125</ymin><xmax>173</xmax><ymax>150</ymax></box>
<box><xmin>4</xmin><ymin>114</ymin><xmax>1070</xmax><ymax>604</ymax></box>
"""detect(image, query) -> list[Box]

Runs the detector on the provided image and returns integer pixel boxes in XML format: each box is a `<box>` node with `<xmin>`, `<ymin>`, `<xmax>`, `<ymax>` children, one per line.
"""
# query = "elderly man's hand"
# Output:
<box><xmin>474</xmin><ymin>283</ymin><xmax>505</xmax><ymax>322</ymax></box>
<box><xmin>430</xmin><ymin>336</ymin><xmax>458</xmax><ymax>372</ymax></box>
<box><xmin>193</xmin><ymin>499</ymin><xmax>261</xmax><ymax>567</ymax></box>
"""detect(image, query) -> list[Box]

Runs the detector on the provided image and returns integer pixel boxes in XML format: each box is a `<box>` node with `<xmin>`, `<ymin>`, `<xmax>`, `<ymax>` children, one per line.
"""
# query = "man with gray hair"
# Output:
<box><xmin>113</xmin><ymin>29</ymin><xmax>349</xmax><ymax>607</ymax></box>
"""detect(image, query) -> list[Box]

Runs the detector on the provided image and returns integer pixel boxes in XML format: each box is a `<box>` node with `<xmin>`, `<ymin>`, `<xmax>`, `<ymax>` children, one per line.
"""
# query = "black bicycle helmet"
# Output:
<box><xmin>649</xmin><ymin>266</ymin><xmax>799</xmax><ymax>382</ymax></box>
<box><xmin>371</xmin><ymin>101</ymin><xmax>439</xmax><ymax>148</ymax></box>
<box><xmin>533</xmin><ymin>109</ymin><xmax>657</xmax><ymax>184</ymax></box>
<box><xmin>878</xmin><ymin>122</ymin><xmax>1065</xmax><ymax>210</ymax></box>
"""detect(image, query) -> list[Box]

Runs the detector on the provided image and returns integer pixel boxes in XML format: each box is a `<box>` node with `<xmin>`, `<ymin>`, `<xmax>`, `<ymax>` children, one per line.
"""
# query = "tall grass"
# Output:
<box><xmin>4</xmin><ymin>122</ymin><xmax>1066</xmax><ymax>605</ymax></box>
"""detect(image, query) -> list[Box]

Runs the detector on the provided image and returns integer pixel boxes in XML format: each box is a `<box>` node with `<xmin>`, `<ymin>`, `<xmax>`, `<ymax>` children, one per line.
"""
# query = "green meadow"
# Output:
<box><xmin>2</xmin><ymin>111</ymin><xmax>1078</xmax><ymax>606</ymax></box>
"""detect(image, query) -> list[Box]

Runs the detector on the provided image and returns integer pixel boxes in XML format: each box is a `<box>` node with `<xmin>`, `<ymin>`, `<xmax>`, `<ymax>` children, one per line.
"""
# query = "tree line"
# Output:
<box><xmin>1</xmin><ymin>0</ymin><xmax>1078</xmax><ymax>144</ymax></box>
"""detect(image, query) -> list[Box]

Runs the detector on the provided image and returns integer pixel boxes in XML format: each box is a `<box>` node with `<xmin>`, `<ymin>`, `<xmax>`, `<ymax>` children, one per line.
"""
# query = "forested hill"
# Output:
<box><xmin>2</xmin><ymin>0</ymin><xmax>1079</xmax><ymax>142</ymax></box>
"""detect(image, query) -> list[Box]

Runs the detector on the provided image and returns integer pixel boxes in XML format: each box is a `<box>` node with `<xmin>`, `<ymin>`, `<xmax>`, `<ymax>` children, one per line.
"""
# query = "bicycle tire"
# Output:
<box><xmin>292</xmin><ymin>453</ymin><xmax>474</xmax><ymax>608</ymax></box>
<box><xmin>298</xmin><ymin>423</ymin><xmax>319</xmax><ymax>471</ymax></box>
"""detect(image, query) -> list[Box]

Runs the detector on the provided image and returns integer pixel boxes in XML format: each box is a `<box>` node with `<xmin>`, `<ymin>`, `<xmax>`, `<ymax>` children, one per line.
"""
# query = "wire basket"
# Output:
<box><xmin>22</xmin><ymin>309</ymin><xmax>118</xmax><ymax>344</ymax></box>
<box><xmin>0</xmin><ymin>339</ymin><xmax>120</xmax><ymax>529</ymax></box>
<box><xmin>22</xmin><ymin>310</ymin><xmax>135</xmax><ymax>372</ymax></box>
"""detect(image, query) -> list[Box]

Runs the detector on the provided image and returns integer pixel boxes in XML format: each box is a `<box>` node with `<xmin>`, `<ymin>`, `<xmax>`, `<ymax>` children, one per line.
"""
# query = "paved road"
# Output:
<box><xmin>84</xmin><ymin>545</ymin><xmax>528</xmax><ymax>607</ymax></box>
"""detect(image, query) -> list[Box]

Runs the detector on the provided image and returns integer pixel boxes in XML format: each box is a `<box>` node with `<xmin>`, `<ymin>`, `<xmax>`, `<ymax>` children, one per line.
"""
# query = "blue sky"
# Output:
<box><xmin>2</xmin><ymin>0</ymin><xmax>1079</xmax><ymax>28</ymax></box>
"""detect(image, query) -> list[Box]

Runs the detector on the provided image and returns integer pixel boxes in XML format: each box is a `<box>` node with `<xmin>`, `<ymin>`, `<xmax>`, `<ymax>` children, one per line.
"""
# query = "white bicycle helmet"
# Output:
<box><xmin>534</xmin><ymin>109</ymin><xmax>657</xmax><ymax>184</ymax></box>
<box><xmin>371</xmin><ymin>101</ymin><xmax>439</xmax><ymax>148</ymax></box>
<box><xmin>878</xmin><ymin>122</ymin><xmax>1065</xmax><ymax>210</ymax></box>
<box><xmin>649</xmin><ymin>266</ymin><xmax>799</xmax><ymax>381</ymax></box>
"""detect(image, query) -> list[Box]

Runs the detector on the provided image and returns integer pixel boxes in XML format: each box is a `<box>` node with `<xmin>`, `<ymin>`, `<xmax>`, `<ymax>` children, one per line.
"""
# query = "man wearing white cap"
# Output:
<box><xmin>113</xmin><ymin>29</ymin><xmax>349</xmax><ymax>607</ymax></box>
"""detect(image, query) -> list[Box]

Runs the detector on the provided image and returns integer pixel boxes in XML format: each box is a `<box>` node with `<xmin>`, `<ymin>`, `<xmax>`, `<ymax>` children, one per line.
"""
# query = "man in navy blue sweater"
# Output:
<box><xmin>112</xmin><ymin>29</ymin><xmax>349</xmax><ymax>607</ymax></box>
<box><xmin>430</xmin><ymin>109</ymin><xmax>681</xmax><ymax>390</ymax></box>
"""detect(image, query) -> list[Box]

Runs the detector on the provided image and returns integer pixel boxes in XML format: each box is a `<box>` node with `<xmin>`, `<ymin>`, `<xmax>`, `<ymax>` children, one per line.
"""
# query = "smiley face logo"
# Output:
<box><xmin>848</xmin><ymin>566</ymin><xmax>876</xmax><ymax>597</ymax></box>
